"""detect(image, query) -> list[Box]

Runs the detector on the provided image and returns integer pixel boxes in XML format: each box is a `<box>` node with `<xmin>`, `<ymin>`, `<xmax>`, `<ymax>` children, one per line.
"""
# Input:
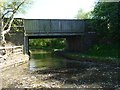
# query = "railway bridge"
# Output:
<box><xmin>24</xmin><ymin>19</ymin><xmax>95</xmax><ymax>54</ymax></box>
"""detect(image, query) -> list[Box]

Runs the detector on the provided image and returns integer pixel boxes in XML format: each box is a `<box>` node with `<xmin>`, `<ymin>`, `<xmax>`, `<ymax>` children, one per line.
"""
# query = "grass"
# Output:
<box><xmin>62</xmin><ymin>44</ymin><xmax>120</xmax><ymax>65</ymax></box>
<box><xmin>86</xmin><ymin>44</ymin><xmax>119</xmax><ymax>58</ymax></box>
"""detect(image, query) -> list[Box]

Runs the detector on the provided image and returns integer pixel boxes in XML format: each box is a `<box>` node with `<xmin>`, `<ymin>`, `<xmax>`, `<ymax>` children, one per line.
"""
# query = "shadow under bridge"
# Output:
<box><xmin>23</xmin><ymin>19</ymin><xmax>86</xmax><ymax>54</ymax></box>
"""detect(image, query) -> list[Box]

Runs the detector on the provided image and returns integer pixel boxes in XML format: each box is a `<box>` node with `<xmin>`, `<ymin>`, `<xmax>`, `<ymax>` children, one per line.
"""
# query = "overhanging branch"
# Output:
<box><xmin>2</xmin><ymin>0</ymin><xmax>26</xmax><ymax>34</ymax></box>
<box><xmin>2</xmin><ymin>10</ymin><xmax>13</xmax><ymax>19</ymax></box>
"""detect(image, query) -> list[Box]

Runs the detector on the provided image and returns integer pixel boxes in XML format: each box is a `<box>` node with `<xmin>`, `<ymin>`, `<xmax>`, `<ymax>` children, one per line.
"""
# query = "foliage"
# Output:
<box><xmin>87</xmin><ymin>44</ymin><xmax>119</xmax><ymax>58</ymax></box>
<box><xmin>75</xmin><ymin>9</ymin><xmax>92</xmax><ymax>19</ymax></box>
<box><xmin>91</xmin><ymin>2</ymin><xmax>120</xmax><ymax>44</ymax></box>
<box><xmin>0</xmin><ymin>0</ymin><xmax>32</xmax><ymax>45</ymax></box>
<box><xmin>64</xmin><ymin>52</ymin><xmax>119</xmax><ymax>65</ymax></box>
<box><xmin>29</xmin><ymin>38</ymin><xmax>66</xmax><ymax>50</ymax></box>
<box><xmin>62</xmin><ymin>44</ymin><xmax>120</xmax><ymax>64</ymax></box>
<box><xmin>1</xmin><ymin>0</ymin><xmax>31</xmax><ymax>18</ymax></box>
<box><xmin>4</xmin><ymin>18</ymin><xmax>24</xmax><ymax>32</ymax></box>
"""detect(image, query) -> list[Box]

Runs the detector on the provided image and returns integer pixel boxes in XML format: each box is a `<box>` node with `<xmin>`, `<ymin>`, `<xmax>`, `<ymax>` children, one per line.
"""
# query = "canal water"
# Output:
<box><xmin>30</xmin><ymin>50</ymin><xmax>120</xmax><ymax>88</ymax></box>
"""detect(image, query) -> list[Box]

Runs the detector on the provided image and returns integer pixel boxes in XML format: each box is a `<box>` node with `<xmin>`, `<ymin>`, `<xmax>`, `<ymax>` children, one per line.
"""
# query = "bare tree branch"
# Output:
<box><xmin>0</xmin><ymin>0</ymin><xmax>28</xmax><ymax>44</ymax></box>
<box><xmin>2</xmin><ymin>0</ymin><xmax>26</xmax><ymax>34</ymax></box>
<box><xmin>2</xmin><ymin>10</ymin><xmax>13</xmax><ymax>19</ymax></box>
<box><xmin>14</xmin><ymin>0</ymin><xmax>25</xmax><ymax>12</ymax></box>
<box><xmin>2</xmin><ymin>11</ymin><xmax>14</xmax><ymax>30</ymax></box>
<box><xmin>2</xmin><ymin>15</ymin><xmax>14</xmax><ymax>34</ymax></box>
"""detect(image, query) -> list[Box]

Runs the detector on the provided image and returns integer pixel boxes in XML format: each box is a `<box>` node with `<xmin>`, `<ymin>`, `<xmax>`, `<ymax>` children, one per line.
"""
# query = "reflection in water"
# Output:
<box><xmin>30</xmin><ymin>50</ymin><xmax>120</xmax><ymax>88</ymax></box>
<box><xmin>30</xmin><ymin>50</ymin><xmax>66</xmax><ymax>70</ymax></box>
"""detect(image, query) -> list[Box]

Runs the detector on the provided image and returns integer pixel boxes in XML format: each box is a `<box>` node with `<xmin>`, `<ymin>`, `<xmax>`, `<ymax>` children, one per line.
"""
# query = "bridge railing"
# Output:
<box><xmin>0</xmin><ymin>46</ymin><xmax>23</xmax><ymax>58</ymax></box>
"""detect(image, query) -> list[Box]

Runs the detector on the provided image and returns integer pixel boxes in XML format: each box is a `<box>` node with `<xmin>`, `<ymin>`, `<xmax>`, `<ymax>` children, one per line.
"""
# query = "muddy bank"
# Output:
<box><xmin>2</xmin><ymin>62</ymin><xmax>120</xmax><ymax>89</ymax></box>
<box><xmin>1</xmin><ymin>63</ymin><xmax>61</xmax><ymax>88</ymax></box>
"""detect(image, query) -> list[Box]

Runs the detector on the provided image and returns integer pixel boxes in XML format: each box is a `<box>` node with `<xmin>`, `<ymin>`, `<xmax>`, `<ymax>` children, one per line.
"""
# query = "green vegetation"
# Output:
<box><xmin>87</xmin><ymin>44</ymin><xmax>119</xmax><ymax>58</ymax></box>
<box><xmin>72</xmin><ymin>1</ymin><xmax>120</xmax><ymax>64</ymax></box>
<box><xmin>91</xmin><ymin>2</ymin><xmax>120</xmax><ymax>44</ymax></box>
<box><xmin>75</xmin><ymin>9</ymin><xmax>92</xmax><ymax>19</ymax></box>
<box><xmin>62</xmin><ymin>44</ymin><xmax>120</xmax><ymax>64</ymax></box>
<box><xmin>76</xmin><ymin>2</ymin><xmax>120</xmax><ymax>45</ymax></box>
<box><xmin>29</xmin><ymin>38</ymin><xmax>66</xmax><ymax>51</ymax></box>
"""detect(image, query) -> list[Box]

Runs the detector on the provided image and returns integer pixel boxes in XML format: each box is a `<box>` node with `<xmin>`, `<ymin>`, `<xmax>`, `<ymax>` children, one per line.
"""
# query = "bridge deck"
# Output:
<box><xmin>24</xmin><ymin>19</ymin><xmax>85</xmax><ymax>36</ymax></box>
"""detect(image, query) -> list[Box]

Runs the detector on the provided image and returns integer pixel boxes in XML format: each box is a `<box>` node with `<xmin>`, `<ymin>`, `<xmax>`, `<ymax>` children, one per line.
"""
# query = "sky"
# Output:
<box><xmin>16</xmin><ymin>0</ymin><xmax>97</xmax><ymax>19</ymax></box>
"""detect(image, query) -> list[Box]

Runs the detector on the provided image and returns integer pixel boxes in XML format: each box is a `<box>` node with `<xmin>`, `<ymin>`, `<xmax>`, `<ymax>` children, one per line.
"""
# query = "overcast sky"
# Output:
<box><xmin>16</xmin><ymin>0</ymin><xmax>97</xmax><ymax>19</ymax></box>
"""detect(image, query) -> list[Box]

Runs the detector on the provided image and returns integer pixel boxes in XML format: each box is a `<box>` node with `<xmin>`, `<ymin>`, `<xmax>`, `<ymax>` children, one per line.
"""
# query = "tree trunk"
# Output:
<box><xmin>0</xmin><ymin>7</ymin><xmax>5</xmax><ymax>46</ymax></box>
<box><xmin>0</xmin><ymin>11</ymin><xmax>5</xmax><ymax>46</ymax></box>
<box><xmin>0</xmin><ymin>8</ymin><xmax>3</xmax><ymax>46</ymax></box>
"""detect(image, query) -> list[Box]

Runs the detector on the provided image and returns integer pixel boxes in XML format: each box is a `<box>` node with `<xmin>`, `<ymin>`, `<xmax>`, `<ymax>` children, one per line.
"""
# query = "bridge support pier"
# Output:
<box><xmin>24</xmin><ymin>36</ymin><xmax>29</xmax><ymax>54</ymax></box>
<box><xmin>66</xmin><ymin>36</ymin><xmax>84</xmax><ymax>52</ymax></box>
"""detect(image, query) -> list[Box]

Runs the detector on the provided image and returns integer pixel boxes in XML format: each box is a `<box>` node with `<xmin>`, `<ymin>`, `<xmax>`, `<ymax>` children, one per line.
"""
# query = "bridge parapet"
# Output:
<box><xmin>24</xmin><ymin>19</ymin><xmax>85</xmax><ymax>36</ymax></box>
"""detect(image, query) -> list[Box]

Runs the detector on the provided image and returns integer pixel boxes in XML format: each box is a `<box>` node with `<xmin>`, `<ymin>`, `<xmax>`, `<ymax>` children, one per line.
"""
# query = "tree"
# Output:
<box><xmin>75</xmin><ymin>9</ymin><xmax>92</xmax><ymax>19</ymax></box>
<box><xmin>91</xmin><ymin>2</ymin><xmax>120</xmax><ymax>44</ymax></box>
<box><xmin>0</xmin><ymin>0</ymin><xmax>31</xmax><ymax>46</ymax></box>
